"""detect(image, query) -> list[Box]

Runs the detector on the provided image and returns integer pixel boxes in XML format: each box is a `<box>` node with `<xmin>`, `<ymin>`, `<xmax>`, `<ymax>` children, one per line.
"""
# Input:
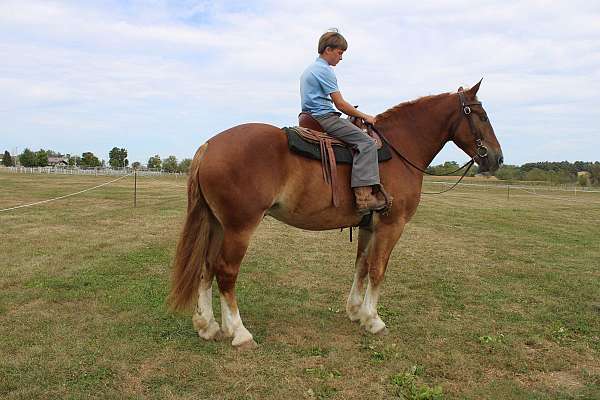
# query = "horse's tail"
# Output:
<box><xmin>168</xmin><ymin>143</ymin><xmax>213</xmax><ymax>312</ymax></box>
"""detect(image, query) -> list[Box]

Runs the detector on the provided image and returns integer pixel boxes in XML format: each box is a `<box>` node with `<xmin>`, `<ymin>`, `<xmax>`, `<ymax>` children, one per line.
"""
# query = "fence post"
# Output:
<box><xmin>507</xmin><ymin>183</ymin><xmax>510</xmax><ymax>200</ymax></box>
<box><xmin>134</xmin><ymin>169</ymin><xmax>137</xmax><ymax>208</ymax></box>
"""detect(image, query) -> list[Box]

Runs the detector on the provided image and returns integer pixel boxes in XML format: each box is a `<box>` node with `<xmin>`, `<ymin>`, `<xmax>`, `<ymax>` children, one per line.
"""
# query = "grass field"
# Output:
<box><xmin>1</xmin><ymin>169</ymin><xmax>599</xmax><ymax>399</ymax></box>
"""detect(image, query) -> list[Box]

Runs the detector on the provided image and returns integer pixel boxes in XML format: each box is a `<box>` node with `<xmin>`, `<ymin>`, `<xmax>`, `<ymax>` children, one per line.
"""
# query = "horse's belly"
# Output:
<box><xmin>266</xmin><ymin>204</ymin><xmax>363</xmax><ymax>231</ymax></box>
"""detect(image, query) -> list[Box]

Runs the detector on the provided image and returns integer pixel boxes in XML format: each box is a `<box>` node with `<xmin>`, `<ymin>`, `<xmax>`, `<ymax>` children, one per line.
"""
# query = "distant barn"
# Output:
<box><xmin>48</xmin><ymin>156</ymin><xmax>69</xmax><ymax>167</ymax></box>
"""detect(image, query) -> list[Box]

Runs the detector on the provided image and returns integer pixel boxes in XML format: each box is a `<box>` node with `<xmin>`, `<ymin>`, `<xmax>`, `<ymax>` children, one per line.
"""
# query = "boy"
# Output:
<box><xmin>300</xmin><ymin>30</ymin><xmax>387</xmax><ymax>214</ymax></box>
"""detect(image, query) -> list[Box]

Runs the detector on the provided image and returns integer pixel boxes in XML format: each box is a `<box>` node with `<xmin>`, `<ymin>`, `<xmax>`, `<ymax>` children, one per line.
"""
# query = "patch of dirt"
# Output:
<box><xmin>532</xmin><ymin>371</ymin><xmax>584</xmax><ymax>391</ymax></box>
<box><xmin>6</xmin><ymin>298</ymin><xmax>47</xmax><ymax>317</ymax></box>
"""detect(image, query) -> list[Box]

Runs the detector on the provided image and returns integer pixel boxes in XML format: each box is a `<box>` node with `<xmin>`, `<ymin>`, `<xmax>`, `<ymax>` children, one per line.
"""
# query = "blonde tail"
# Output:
<box><xmin>168</xmin><ymin>144</ymin><xmax>212</xmax><ymax>311</ymax></box>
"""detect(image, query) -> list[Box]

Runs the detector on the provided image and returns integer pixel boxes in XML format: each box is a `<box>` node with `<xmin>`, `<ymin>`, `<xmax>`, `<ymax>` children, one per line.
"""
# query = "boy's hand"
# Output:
<box><xmin>363</xmin><ymin>115</ymin><xmax>376</xmax><ymax>125</ymax></box>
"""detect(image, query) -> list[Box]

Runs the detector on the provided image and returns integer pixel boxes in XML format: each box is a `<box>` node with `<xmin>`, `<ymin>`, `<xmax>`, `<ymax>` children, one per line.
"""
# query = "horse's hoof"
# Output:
<box><xmin>211</xmin><ymin>329</ymin><xmax>224</xmax><ymax>341</ymax></box>
<box><xmin>347</xmin><ymin>311</ymin><xmax>361</xmax><ymax>322</ymax></box>
<box><xmin>375</xmin><ymin>327</ymin><xmax>389</xmax><ymax>336</ymax></box>
<box><xmin>234</xmin><ymin>339</ymin><xmax>258</xmax><ymax>351</ymax></box>
<box><xmin>197</xmin><ymin>321</ymin><xmax>221</xmax><ymax>341</ymax></box>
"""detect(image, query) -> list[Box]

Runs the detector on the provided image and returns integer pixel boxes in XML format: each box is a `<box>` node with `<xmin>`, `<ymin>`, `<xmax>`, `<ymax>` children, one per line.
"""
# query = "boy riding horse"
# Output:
<box><xmin>300</xmin><ymin>31</ymin><xmax>389</xmax><ymax>214</ymax></box>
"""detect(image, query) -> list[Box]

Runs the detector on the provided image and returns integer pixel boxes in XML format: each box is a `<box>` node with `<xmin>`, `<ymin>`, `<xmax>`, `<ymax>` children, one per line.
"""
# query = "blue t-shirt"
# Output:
<box><xmin>300</xmin><ymin>57</ymin><xmax>339</xmax><ymax>116</ymax></box>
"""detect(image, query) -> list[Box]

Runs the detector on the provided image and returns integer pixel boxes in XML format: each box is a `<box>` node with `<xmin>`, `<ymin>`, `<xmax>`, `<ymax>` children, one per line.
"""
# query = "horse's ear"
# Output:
<box><xmin>469</xmin><ymin>78</ymin><xmax>483</xmax><ymax>95</ymax></box>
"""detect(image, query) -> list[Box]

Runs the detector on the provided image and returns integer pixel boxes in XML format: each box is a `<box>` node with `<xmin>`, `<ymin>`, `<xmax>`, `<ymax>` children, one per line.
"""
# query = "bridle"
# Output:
<box><xmin>366</xmin><ymin>86</ymin><xmax>491</xmax><ymax>194</ymax></box>
<box><xmin>457</xmin><ymin>86</ymin><xmax>489</xmax><ymax>160</ymax></box>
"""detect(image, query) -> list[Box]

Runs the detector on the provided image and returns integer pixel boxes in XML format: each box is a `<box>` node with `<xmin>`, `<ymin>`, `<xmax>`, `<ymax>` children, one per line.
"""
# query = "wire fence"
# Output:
<box><xmin>422</xmin><ymin>179</ymin><xmax>600</xmax><ymax>205</ymax></box>
<box><xmin>0</xmin><ymin>173</ymin><xmax>133</xmax><ymax>213</ymax></box>
<box><xmin>2</xmin><ymin>169</ymin><xmax>599</xmax><ymax>214</ymax></box>
<box><xmin>424</xmin><ymin>180</ymin><xmax>600</xmax><ymax>193</ymax></box>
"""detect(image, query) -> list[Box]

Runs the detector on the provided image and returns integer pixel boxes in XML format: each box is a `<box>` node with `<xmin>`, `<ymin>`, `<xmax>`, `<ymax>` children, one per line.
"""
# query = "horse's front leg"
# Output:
<box><xmin>346</xmin><ymin>227</ymin><xmax>372</xmax><ymax>321</ymax></box>
<box><xmin>355</xmin><ymin>220</ymin><xmax>405</xmax><ymax>334</ymax></box>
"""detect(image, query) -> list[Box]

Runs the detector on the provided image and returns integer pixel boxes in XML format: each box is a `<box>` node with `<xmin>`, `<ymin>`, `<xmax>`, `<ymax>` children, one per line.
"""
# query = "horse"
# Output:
<box><xmin>168</xmin><ymin>81</ymin><xmax>503</xmax><ymax>349</ymax></box>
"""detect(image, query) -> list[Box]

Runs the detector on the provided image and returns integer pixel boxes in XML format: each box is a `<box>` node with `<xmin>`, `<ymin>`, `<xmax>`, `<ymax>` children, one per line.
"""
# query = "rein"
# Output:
<box><xmin>365</xmin><ymin>87</ymin><xmax>487</xmax><ymax>195</ymax></box>
<box><xmin>373</xmin><ymin>127</ymin><xmax>475</xmax><ymax>195</ymax></box>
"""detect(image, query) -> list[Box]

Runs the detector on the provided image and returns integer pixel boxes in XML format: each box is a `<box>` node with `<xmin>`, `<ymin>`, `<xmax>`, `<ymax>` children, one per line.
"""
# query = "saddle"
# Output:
<box><xmin>283</xmin><ymin>113</ymin><xmax>391</xmax><ymax>208</ymax></box>
<box><xmin>297</xmin><ymin>112</ymin><xmax>385</xmax><ymax>149</ymax></box>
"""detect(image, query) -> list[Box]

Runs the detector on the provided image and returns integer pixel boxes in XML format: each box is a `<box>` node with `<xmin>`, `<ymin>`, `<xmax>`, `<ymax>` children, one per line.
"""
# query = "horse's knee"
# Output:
<box><xmin>215</xmin><ymin>264</ymin><xmax>239</xmax><ymax>293</ymax></box>
<box><xmin>369</xmin><ymin>265</ymin><xmax>386</xmax><ymax>287</ymax></box>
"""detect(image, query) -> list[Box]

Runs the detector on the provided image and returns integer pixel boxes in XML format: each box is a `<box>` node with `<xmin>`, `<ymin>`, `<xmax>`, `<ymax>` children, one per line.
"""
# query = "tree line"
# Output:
<box><xmin>4</xmin><ymin>147</ymin><xmax>597</xmax><ymax>184</ymax></box>
<box><xmin>426</xmin><ymin>160</ymin><xmax>600</xmax><ymax>186</ymax></box>
<box><xmin>1</xmin><ymin>148</ymin><xmax>192</xmax><ymax>173</ymax></box>
<box><xmin>146</xmin><ymin>154</ymin><xmax>191</xmax><ymax>173</ymax></box>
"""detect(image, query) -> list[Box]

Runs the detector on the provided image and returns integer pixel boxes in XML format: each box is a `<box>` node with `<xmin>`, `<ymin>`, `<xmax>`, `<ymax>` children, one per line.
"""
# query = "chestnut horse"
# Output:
<box><xmin>168</xmin><ymin>81</ymin><xmax>503</xmax><ymax>348</ymax></box>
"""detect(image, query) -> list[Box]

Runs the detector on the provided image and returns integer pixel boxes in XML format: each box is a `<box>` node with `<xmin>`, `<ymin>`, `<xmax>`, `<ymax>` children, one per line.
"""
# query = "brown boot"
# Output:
<box><xmin>353</xmin><ymin>186</ymin><xmax>387</xmax><ymax>215</ymax></box>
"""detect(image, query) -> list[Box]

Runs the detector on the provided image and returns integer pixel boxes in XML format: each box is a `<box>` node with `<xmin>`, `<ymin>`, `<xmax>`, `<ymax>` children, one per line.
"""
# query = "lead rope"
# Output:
<box><xmin>421</xmin><ymin>159</ymin><xmax>474</xmax><ymax>194</ymax></box>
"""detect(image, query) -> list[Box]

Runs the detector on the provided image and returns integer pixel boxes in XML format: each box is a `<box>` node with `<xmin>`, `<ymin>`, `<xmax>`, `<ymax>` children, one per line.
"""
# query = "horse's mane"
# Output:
<box><xmin>376</xmin><ymin>92</ymin><xmax>453</xmax><ymax>125</ymax></box>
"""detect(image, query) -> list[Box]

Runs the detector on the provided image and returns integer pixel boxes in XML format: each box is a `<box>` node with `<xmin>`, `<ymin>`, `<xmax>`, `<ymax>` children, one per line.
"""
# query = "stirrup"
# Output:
<box><xmin>374</xmin><ymin>185</ymin><xmax>393</xmax><ymax>215</ymax></box>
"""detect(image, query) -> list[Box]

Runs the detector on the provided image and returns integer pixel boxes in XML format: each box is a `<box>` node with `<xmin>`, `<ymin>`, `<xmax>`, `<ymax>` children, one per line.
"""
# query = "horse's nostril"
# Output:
<box><xmin>498</xmin><ymin>155</ymin><xmax>504</xmax><ymax>166</ymax></box>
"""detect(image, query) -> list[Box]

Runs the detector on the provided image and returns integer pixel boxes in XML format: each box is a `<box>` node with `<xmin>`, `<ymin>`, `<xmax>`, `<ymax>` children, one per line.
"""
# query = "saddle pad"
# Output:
<box><xmin>283</xmin><ymin>127</ymin><xmax>392</xmax><ymax>164</ymax></box>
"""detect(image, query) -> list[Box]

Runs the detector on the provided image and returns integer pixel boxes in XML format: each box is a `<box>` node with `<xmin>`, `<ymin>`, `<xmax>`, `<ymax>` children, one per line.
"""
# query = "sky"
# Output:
<box><xmin>1</xmin><ymin>0</ymin><xmax>599</xmax><ymax>166</ymax></box>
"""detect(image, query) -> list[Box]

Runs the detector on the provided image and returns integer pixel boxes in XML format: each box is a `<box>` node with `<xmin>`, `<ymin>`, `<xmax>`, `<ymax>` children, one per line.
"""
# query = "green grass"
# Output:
<box><xmin>1</xmin><ymin>170</ymin><xmax>599</xmax><ymax>399</ymax></box>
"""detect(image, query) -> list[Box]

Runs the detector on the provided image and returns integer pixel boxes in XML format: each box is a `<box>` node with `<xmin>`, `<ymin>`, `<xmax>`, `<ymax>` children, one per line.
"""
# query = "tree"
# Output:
<box><xmin>494</xmin><ymin>165</ymin><xmax>521</xmax><ymax>181</ymax></box>
<box><xmin>162</xmin><ymin>155</ymin><xmax>178</xmax><ymax>173</ymax></box>
<box><xmin>590</xmin><ymin>163</ymin><xmax>600</xmax><ymax>186</ymax></box>
<box><xmin>2</xmin><ymin>150</ymin><xmax>13</xmax><ymax>167</ymax></box>
<box><xmin>524</xmin><ymin>168</ymin><xmax>548</xmax><ymax>182</ymax></box>
<box><xmin>36</xmin><ymin>149</ymin><xmax>49</xmax><ymax>167</ymax></box>
<box><xmin>147</xmin><ymin>154</ymin><xmax>161</xmax><ymax>170</ymax></box>
<box><xmin>80</xmin><ymin>152</ymin><xmax>101</xmax><ymax>168</ymax></box>
<box><xmin>426</xmin><ymin>161</ymin><xmax>463</xmax><ymax>176</ymax></box>
<box><xmin>19</xmin><ymin>148</ymin><xmax>37</xmax><ymax>167</ymax></box>
<box><xmin>177</xmin><ymin>158</ymin><xmax>192</xmax><ymax>173</ymax></box>
<box><xmin>109</xmin><ymin>147</ymin><xmax>128</xmax><ymax>168</ymax></box>
<box><xmin>68</xmin><ymin>155</ymin><xmax>80</xmax><ymax>167</ymax></box>
<box><xmin>132</xmin><ymin>161</ymin><xmax>141</xmax><ymax>169</ymax></box>
<box><xmin>46</xmin><ymin>150</ymin><xmax>62</xmax><ymax>157</ymax></box>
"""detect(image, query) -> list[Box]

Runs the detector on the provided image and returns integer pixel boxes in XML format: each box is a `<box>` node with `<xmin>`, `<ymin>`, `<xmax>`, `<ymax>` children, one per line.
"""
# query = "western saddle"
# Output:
<box><xmin>295</xmin><ymin>112</ymin><xmax>385</xmax><ymax>208</ymax></box>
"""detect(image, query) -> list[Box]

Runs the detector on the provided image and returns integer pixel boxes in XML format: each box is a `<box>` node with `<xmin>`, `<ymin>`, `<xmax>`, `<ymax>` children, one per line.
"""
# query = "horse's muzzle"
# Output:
<box><xmin>478</xmin><ymin>149</ymin><xmax>503</xmax><ymax>174</ymax></box>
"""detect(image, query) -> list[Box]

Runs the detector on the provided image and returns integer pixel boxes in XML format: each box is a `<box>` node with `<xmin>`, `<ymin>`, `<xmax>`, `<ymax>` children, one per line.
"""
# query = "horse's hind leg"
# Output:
<box><xmin>192</xmin><ymin>268</ymin><xmax>220</xmax><ymax>340</ymax></box>
<box><xmin>214</xmin><ymin>226</ymin><xmax>258</xmax><ymax>348</ymax></box>
<box><xmin>347</xmin><ymin>227</ymin><xmax>373</xmax><ymax>321</ymax></box>
<box><xmin>192</xmin><ymin>220</ymin><xmax>224</xmax><ymax>340</ymax></box>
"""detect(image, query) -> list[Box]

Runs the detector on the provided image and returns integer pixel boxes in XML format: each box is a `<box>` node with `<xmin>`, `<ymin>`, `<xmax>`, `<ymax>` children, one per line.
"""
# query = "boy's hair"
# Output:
<box><xmin>318</xmin><ymin>31</ymin><xmax>348</xmax><ymax>54</ymax></box>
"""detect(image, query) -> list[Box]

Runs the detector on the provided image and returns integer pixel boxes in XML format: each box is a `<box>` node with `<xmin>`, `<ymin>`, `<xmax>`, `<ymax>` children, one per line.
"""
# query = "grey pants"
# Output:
<box><xmin>315</xmin><ymin>113</ymin><xmax>380</xmax><ymax>187</ymax></box>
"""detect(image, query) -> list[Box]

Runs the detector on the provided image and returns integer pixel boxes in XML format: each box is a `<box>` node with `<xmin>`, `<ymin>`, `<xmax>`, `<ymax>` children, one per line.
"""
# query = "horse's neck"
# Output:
<box><xmin>378</xmin><ymin>95</ymin><xmax>455</xmax><ymax>169</ymax></box>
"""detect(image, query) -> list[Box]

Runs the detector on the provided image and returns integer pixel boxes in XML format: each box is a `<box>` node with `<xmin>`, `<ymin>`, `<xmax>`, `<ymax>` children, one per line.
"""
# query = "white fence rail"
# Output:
<box><xmin>2</xmin><ymin>166</ymin><xmax>184</xmax><ymax>177</ymax></box>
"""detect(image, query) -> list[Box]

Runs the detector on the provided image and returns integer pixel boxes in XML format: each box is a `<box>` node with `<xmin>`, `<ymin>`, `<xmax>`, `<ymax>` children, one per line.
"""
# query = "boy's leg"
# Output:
<box><xmin>315</xmin><ymin>114</ymin><xmax>380</xmax><ymax>187</ymax></box>
<box><xmin>315</xmin><ymin>113</ymin><xmax>389</xmax><ymax>214</ymax></box>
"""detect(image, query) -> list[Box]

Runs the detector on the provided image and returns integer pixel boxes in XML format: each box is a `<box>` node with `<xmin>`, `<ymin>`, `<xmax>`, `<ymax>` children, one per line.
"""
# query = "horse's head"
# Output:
<box><xmin>451</xmin><ymin>80</ymin><xmax>503</xmax><ymax>174</ymax></box>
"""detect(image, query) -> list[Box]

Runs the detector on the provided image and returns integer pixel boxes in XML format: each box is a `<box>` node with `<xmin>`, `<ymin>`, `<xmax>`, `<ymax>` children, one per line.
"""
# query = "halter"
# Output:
<box><xmin>457</xmin><ymin>86</ymin><xmax>488</xmax><ymax>159</ymax></box>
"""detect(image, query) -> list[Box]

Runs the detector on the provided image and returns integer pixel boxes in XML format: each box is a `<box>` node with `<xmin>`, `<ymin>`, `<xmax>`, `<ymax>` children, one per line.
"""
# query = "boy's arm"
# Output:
<box><xmin>330</xmin><ymin>91</ymin><xmax>375</xmax><ymax>124</ymax></box>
